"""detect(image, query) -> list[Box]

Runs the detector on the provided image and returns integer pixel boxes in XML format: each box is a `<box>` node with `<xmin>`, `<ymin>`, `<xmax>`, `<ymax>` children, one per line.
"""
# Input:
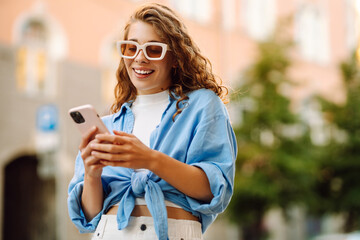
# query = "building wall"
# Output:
<box><xmin>0</xmin><ymin>0</ymin><xmax>357</xmax><ymax>240</ymax></box>
<box><xmin>0</xmin><ymin>42</ymin><xmax>104</xmax><ymax>239</ymax></box>
<box><xmin>0</xmin><ymin>0</ymin><xmax>354</xmax><ymax>93</ymax></box>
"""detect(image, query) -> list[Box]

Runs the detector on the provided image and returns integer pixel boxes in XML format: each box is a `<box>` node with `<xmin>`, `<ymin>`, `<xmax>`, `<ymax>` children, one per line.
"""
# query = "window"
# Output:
<box><xmin>13</xmin><ymin>1</ymin><xmax>67</xmax><ymax>97</ymax></box>
<box><xmin>345</xmin><ymin>0</ymin><xmax>359</xmax><ymax>52</ymax></box>
<box><xmin>294</xmin><ymin>3</ymin><xmax>330</xmax><ymax>64</ymax></box>
<box><xmin>241</xmin><ymin>0</ymin><xmax>277</xmax><ymax>41</ymax></box>
<box><xmin>222</xmin><ymin>0</ymin><xmax>236</xmax><ymax>30</ymax></box>
<box><xmin>16</xmin><ymin>19</ymin><xmax>48</xmax><ymax>96</ymax></box>
<box><xmin>170</xmin><ymin>0</ymin><xmax>213</xmax><ymax>24</ymax></box>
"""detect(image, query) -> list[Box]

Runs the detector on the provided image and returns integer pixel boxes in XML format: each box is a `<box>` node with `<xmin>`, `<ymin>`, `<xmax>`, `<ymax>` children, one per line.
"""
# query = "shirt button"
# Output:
<box><xmin>140</xmin><ymin>224</ymin><xmax>147</xmax><ymax>231</ymax></box>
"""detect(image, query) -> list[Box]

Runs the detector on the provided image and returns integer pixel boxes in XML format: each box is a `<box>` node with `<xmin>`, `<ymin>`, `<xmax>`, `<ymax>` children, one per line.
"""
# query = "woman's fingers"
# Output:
<box><xmin>81</xmin><ymin>138</ymin><xmax>100</xmax><ymax>160</ymax></box>
<box><xmin>91</xmin><ymin>142</ymin><xmax>125</xmax><ymax>153</ymax></box>
<box><xmin>92</xmin><ymin>131</ymin><xmax>152</xmax><ymax>169</ymax></box>
<box><xmin>79</xmin><ymin>126</ymin><xmax>98</xmax><ymax>150</ymax></box>
<box><xmin>113</xmin><ymin>130</ymin><xmax>133</xmax><ymax>137</ymax></box>
<box><xmin>85</xmin><ymin>155</ymin><xmax>103</xmax><ymax>166</ymax></box>
<box><xmin>91</xmin><ymin>151</ymin><xmax>125</xmax><ymax>161</ymax></box>
<box><xmin>76</xmin><ymin>128</ymin><xmax>106</xmax><ymax>177</ymax></box>
<box><xmin>95</xmin><ymin>132</ymin><xmax>132</xmax><ymax>145</ymax></box>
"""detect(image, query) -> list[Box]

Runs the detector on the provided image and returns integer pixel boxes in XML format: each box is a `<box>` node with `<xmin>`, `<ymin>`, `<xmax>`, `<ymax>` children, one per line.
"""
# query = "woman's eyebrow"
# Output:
<box><xmin>128</xmin><ymin>39</ymin><xmax>162</xmax><ymax>43</ymax></box>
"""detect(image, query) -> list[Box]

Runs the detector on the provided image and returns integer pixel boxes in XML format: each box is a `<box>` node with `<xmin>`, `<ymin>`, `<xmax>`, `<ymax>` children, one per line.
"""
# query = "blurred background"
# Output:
<box><xmin>0</xmin><ymin>0</ymin><xmax>359</xmax><ymax>239</ymax></box>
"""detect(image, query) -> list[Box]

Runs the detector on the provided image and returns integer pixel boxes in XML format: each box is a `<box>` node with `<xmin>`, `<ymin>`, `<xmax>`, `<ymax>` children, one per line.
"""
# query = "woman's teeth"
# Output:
<box><xmin>134</xmin><ymin>69</ymin><xmax>154</xmax><ymax>75</ymax></box>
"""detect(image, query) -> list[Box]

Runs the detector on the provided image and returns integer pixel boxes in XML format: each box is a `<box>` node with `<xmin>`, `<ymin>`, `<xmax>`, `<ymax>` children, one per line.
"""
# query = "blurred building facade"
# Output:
<box><xmin>0</xmin><ymin>0</ymin><xmax>357</xmax><ymax>239</ymax></box>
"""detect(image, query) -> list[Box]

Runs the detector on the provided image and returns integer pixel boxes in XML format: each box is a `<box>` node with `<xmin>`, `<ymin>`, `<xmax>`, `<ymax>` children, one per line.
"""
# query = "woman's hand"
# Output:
<box><xmin>91</xmin><ymin>130</ymin><xmax>213</xmax><ymax>202</ymax></box>
<box><xmin>79</xmin><ymin>126</ymin><xmax>105</xmax><ymax>178</ymax></box>
<box><xmin>90</xmin><ymin>130</ymin><xmax>155</xmax><ymax>170</ymax></box>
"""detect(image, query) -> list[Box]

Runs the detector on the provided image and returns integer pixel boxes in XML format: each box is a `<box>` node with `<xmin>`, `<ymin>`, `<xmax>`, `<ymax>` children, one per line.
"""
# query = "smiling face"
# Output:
<box><xmin>124</xmin><ymin>21</ymin><xmax>175</xmax><ymax>95</ymax></box>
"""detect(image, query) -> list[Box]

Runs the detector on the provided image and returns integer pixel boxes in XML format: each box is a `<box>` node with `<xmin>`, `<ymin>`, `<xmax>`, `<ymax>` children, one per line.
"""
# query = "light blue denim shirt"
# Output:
<box><xmin>67</xmin><ymin>89</ymin><xmax>237</xmax><ymax>240</ymax></box>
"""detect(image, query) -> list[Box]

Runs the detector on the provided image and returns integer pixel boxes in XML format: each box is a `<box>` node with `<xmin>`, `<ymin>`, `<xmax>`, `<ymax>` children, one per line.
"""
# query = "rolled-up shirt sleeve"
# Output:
<box><xmin>186</xmin><ymin>115</ymin><xmax>237</xmax><ymax>231</ymax></box>
<box><xmin>67</xmin><ymin>152</ymin><xmax>102</xmax><ymax>233</ymax></box>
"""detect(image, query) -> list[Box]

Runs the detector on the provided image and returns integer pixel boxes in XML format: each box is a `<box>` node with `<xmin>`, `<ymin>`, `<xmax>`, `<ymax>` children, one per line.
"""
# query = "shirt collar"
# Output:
<box><xmin>112</xmin><ymin>101</ymin><xmax>133</xmax><ymax>123</ymax></box>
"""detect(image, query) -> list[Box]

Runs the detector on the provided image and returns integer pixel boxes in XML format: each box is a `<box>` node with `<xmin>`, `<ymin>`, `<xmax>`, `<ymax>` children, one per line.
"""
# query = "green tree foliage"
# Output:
<box><xmin>311</xmin><ymin>54</ymin><xmax>360</xmax><ymax>232</ymax></box>
<box><xmin>227</xmin><ymin>32</ymin><xmax>317</xmax><ymax>239</ymax></box>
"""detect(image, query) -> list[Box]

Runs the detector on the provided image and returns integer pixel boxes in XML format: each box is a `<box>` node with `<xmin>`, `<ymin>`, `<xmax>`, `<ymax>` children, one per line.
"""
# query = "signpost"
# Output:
<box><xmin>35</xmin><ymin>104</ymin><xmax>59</xmax><ymax>178</ymax></box>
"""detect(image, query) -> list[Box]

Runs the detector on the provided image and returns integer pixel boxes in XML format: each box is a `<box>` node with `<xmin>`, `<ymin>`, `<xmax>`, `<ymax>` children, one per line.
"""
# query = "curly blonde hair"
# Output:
<box><xmin>111</xmin><ymin>3</ymin><xmax>228</xmax><ymax>120</ymax></box>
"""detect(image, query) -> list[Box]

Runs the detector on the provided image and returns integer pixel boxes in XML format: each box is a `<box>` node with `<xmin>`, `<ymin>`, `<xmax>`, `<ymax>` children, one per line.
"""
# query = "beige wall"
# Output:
<box><xmin>0</xmin><ymin>0</ymin><xmax>353</xmax><ymax>98</ymax></box>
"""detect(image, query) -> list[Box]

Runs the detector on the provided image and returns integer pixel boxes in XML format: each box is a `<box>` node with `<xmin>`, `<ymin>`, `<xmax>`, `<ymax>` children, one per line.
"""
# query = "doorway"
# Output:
<box><xmin>2</xmin><ymin>155</ymin><xmax>56</xmax><ymax>240</ymax></box>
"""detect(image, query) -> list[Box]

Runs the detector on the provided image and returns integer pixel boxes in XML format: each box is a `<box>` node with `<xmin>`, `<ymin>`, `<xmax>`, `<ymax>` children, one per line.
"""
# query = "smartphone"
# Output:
<box><xmin>69</xmin><ymin>104</ymin><xmax>110</xmax><ymax>135</ymax></box>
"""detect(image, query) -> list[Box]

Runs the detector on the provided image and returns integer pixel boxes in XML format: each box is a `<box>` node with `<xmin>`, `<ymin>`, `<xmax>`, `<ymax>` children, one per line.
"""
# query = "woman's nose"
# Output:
<box><xmin>134</xmin><ymin>49</ymin><xmax>148</xmax><ymax>62</ymax></box>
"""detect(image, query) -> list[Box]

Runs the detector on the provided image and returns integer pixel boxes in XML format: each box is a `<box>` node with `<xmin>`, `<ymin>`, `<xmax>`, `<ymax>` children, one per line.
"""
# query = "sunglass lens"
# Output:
<box><xmin>121</xmin><ymin>43</ymin><xmax>137</xmax><ymax>57</ymax></box>
<box><xmin>146</xmin><ymin>45</ymin><xmax>163</xmax><ymax>59</ymax></box>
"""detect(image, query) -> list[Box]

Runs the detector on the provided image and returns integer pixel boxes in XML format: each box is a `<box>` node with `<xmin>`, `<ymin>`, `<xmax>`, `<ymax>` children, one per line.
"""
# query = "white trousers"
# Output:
<box><xmin>92</xmin><ymin>215</ymin><xmax>203</xmax><ymax>240</ymax></box>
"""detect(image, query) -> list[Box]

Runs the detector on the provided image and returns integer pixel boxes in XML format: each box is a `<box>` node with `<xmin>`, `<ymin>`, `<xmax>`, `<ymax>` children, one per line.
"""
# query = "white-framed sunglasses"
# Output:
<box><xmin>116</xmin><ymin>40</ymin><xmax>170</xmax><ymax>61</ymax></box>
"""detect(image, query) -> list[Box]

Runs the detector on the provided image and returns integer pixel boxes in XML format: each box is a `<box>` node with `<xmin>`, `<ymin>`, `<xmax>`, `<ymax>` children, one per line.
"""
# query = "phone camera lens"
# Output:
<box><xmin>70</xmin><ymin>111</ymin><xmax>85</xmax><ymax>124</ymax></box>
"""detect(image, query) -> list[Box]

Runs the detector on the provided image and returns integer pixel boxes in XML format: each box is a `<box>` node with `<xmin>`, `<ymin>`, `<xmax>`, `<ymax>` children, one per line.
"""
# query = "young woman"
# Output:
<box><xmin>68</xmin><ymin>3</ymin><xmax>237</xmax><ymax>240</ymax></box>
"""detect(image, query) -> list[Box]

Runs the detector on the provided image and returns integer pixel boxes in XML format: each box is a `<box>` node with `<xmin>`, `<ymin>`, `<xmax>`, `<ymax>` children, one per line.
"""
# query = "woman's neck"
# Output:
<box><xmin>133</xmin><ymin>90</ymin><xmax>169</xmax><ymax>106</ymax></box>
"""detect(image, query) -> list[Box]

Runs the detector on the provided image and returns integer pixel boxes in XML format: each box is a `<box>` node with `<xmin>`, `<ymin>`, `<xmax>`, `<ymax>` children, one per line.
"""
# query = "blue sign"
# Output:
<box><xmin>36</xmin><ymin>104</ymin><xmax>58</xmax><ymax>132</ymax></box>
